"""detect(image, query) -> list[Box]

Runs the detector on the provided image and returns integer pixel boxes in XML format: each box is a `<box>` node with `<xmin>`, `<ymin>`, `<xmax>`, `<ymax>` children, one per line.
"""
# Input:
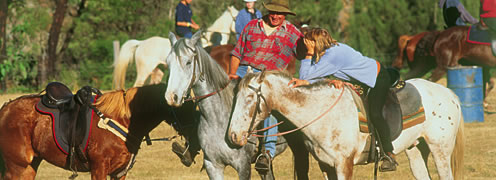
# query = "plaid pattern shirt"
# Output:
<box><xmin>232</xmin><ymin>19</ymin><xmax>303</xmax><ymax>70</ymax></box>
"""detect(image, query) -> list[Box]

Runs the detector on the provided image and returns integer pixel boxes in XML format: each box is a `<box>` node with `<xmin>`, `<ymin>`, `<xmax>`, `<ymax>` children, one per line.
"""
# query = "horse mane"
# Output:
<box><xmin>94</xmin><ymin>89</ymin><xmax>130</xmax><ymax>120</ymax></box>
<box><xmin>94</xmin><ymin>84</ymin><xmax>170</xmax><ymax>121</ymax></box>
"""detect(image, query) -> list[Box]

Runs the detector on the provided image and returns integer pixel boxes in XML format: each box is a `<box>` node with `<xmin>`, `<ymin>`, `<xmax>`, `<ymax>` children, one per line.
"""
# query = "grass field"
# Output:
<box><xmin>1</xmin><ymin>79</ymin><xmax>496</xmax><ymax>179</ymax></box>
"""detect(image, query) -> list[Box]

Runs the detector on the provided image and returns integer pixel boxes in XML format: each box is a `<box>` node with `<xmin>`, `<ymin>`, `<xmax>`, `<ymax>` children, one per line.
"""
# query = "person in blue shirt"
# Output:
<box><xmin>288</xmin><ymin>28</ymin><xmax>398</xmax><ymax>172</ymax></box>
<box><xmin>235</xmin><ymin>0</ymin><xmax>262</xmax><ymax>40</ymax></box>
<box><xmin>175</xmin><ymin>0</ymin><xmax>200</xmax><ymax>38</ymax></box>
<box><xmin>439</xmin><ymin>0</ymin><xmax>478</xmax><ymax>28</ymax></box>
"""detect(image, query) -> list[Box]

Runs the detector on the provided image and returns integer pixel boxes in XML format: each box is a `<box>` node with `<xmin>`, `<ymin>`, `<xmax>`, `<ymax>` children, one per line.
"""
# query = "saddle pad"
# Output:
<box><xmin>467</xmin><ymin>25</ymin><xmax>491</xmax><ymax>45</ymax></box>
<box><xmin>35</xmin><ymin>97</ymin><xmax>96</xmax><ymax>155</ymax></box>
<box><xmin>359</xmin><ymin>82</ymin><xmax>425</xmax><ymax>137</ymax></box>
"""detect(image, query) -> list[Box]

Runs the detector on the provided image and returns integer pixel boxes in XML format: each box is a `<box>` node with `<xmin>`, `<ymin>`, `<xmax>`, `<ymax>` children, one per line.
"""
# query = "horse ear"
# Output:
<box><xmin>258</xmin><ymin>69</ymin><xmax>266</xmax><ymax>83</ymax></box>
<box><xmin>188</xmin><ymin>30</ymin><xmax>202</xmax><ymax>47</ymax></box>
<box><xmin>169</xmin><ymin>32</ymin><xmax>178</xmax><ymax>45</ymax></box>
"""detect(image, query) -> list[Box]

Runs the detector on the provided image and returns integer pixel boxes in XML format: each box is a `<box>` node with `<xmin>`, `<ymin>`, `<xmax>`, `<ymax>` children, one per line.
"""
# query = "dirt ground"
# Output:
<box><xmin>1</xmin><ymin>79</ymin><xmax>496</xmax><ymax>179</ymax></box>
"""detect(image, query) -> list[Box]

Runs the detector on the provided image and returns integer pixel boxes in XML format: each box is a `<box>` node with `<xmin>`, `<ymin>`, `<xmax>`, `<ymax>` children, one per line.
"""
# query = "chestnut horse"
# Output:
<box><xmin>0</xmin><ymin>83</ymin><xmax>198</xmax><ymax>179</ymax></box>
<box><xmin>392</xmin><ymin>26</ymin><xmax>495</xmax><ymax>99</ymax></box>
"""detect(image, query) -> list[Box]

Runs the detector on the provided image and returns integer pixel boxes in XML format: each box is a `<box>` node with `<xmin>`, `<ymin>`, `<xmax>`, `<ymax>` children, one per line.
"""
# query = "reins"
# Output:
<box><xmin>249</xmin><ymin>83</ymin><xmax>346</xmax><ymax>137</ymax></box>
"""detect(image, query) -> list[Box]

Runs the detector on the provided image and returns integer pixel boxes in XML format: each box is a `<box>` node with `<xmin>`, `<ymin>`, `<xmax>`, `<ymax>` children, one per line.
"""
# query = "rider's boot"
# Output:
<box><xmin>379</xmin><ymin>152</ymin><xmax>398</xmax><ymax>172</ymax></box>
<box><xmin>172</xmin><ymin>141</ymin><xmax>194</xmax><ymax>167</ymax></box>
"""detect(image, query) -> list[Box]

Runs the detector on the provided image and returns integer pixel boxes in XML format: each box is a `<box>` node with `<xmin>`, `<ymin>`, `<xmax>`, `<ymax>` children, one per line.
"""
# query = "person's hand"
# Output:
<box><xmin>327</xmin><ymin>80</ymin><xmax>352</xmax><ymax>89</ymax></box>
<box><xmin>303</xmin><ymin>38</ymin><xmax>315</xmax><ymax>55</ymax></box>
<box><xmin>228</xmin><ymin>74</ymin><xmax>239</xmax><ymax>80</ymax></box>
<box><xmin>288</xmin><ymin>78</ymin><xmax>309</xmax><ymax>88</ymax></box>
<box><xmin>191</xmin><ymin>23</ymin><xmax>200</xmax><ymax>30</ymax></box>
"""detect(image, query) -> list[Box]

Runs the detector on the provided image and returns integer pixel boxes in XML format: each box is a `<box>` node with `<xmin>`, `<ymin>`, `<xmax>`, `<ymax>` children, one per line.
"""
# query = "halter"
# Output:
<box><xmin>246</xmin><ymin>80</ymin><xmax>346</xmax><ymax>137</ymax></box>
<box><xmin>178</xmin><ymin>45</ymin><xmax>229</xmax><ymax>102</ymax></box>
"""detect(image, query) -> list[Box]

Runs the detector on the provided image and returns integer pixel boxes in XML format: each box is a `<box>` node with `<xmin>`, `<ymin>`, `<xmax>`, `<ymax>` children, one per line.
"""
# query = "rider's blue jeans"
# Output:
<box><xmin>236</xmin><ymin>65</ymin><xmax>277</xmax><ymax>158</ymax></box>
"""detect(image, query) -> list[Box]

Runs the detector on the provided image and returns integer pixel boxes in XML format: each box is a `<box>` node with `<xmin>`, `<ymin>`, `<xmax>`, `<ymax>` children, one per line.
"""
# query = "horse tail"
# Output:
<box><xmin>113</xmin><ymin>39</ymin><xmax>141</xmax><ymax>90</ymax></box>
<box><xmin>392</xmin><ymin>35</ymin><xmax>412</xmax><ymax>69</ymax></box>
<box><xmin>451</xmin><ymin>116</ymin><xmax>465</xmax><ymax>180</ymax></box>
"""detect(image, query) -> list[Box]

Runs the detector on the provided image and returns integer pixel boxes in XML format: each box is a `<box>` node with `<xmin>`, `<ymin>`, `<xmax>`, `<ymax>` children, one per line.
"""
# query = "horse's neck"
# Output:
<box><xmin>192</xmin><ymin>79</ymin><xmax>233</xmax><ymax>127</ymax></box>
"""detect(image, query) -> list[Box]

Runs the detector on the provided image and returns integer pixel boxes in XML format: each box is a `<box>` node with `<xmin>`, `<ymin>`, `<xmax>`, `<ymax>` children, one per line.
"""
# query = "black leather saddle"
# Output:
<box><xmin>36</xmin><ymin>82</ymin><xmax>102</xmax><ymax>171</ymax></box>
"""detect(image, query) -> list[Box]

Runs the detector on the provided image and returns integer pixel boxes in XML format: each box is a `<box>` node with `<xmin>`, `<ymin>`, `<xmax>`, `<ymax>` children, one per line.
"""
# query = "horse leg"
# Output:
<box><xmin>203</xmin><ymin>159</ymin><xmax>225</xmax><ymax>180</ymax></box>
<box><xmin>429</xmin><ymin>66</ymin><xmax>447</xmax><ymax>82</ymax></box>
<box><xmin>90</xmin><ymin>162</ymin><xmax>110</xmax><ymax>180</ymax></box>
<box><xmin>234</xmin><ymin>160</ymin><xmax>252</xmax><ymax>180</ymax></box>
<box><xmin>133</xmin><ymin>58</ymin><xmax>158</xmax><ymax>87</ymax></box>
<box><xmin>426</xmin><ymin>143</ymin><xmax>454</xmax><ymax>180</ymax></box>
<box><xmin>405</xmin><ymin>146</ymin><xmax>431</xmax><ymax>179</ymax></box>
<box><xmin>3</xmin><ymin>160</ymin><xmax>37</xmax><ymax>180</ymax></box>
<box><xmin>149</xmin><ymin>68</ymin><xmax>164</xmax><ymax>85</ymax></box>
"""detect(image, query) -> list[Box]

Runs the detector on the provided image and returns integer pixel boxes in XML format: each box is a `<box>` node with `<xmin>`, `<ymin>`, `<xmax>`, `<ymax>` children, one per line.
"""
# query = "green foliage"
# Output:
<box><xmin>2</xmin><ymin>0</ymin><xmax>489</xmax><ymax>92</ymax></box>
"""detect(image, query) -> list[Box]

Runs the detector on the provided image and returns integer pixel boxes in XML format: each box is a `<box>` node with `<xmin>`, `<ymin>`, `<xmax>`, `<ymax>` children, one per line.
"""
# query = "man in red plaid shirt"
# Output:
<box><xmin>228</xmin><ymin>0</ymin><xmax>305</xmax><ymax>173</ymax></box>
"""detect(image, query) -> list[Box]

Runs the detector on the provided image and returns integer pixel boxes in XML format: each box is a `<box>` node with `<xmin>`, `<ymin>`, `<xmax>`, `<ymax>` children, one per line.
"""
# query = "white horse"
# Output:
<box><xmin>228</xmin><ymin>71</ymin><xmax>465</xmax><ymax>180</ymax></box>
<box><xmin>201</xmin><ymin>6</ymin><xmax>238</xmax><ymax>47</ymax></box>
<box><xmin>112</xmin><ymin>36</ymin><xmax>171</xmax><ymax>90</ymax></box>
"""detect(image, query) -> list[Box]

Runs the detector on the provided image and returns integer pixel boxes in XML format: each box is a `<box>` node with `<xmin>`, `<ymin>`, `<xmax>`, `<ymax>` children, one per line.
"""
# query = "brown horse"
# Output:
<box><xmin>0</xmin><ymin>83</ymin><xmax>197</xmax><ymax>179</ymax></box>
<box><xmin>392</xmin><ymin>26</ymin><xmax>495</xmax><ymax>99</ymax></box>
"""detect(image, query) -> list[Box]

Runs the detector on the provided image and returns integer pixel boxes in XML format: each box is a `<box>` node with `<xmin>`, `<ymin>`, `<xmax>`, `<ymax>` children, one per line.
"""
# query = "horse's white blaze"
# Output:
<box><xmin>230</xmin><ymin>73</ymin><xmax>463</xmax><ymax>180</ymax></box>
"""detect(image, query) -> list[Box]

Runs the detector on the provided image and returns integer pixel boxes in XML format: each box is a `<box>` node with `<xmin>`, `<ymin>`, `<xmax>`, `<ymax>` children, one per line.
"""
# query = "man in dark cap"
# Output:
<box><xmin>229</xmin><ymin>0</ymin><xmax>306</xmax><ymax>172</ymax></box>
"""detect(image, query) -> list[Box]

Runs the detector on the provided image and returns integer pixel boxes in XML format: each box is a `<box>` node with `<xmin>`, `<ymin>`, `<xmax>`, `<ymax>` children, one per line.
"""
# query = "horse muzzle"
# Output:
<box><xmin>229</xmin><ymin>131</ymin><xmax>248</xmax><ymax>147</ymax></box>
<box><xmin>165</xmin><ymin>92</ymin><xmax>184</xmax><ymax>107</ymax></box>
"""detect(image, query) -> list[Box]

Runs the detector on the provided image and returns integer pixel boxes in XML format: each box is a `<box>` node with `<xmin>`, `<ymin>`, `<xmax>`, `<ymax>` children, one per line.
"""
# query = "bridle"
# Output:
<box><xmin>245</xmin><ymin>79</ymin><xmax>346</xmax><ymax>137</ymax></box>
<box><xmin>177</xmin><ymin>45</ymin><xmax>229</xmax><ymax>102</ymax></box>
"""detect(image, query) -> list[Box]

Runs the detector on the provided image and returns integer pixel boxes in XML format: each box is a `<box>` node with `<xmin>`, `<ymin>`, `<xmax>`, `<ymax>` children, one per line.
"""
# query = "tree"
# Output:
<box><xmin>39</xmin><ymin>0</ymin><xmax>68</xmax><ymax>86</ymax></box>
<box><xmin>0</xmin><ymin>0</ymin><xmax>9</xmax><ymax>90</ymax></box>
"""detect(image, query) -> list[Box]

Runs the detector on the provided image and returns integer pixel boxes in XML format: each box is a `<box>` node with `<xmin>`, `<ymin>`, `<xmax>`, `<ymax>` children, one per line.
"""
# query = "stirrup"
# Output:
<box><xmin>379</xmin><ymin>154</ymin><xmax>398</xmax><ymax>172</ymax></box>
<box><xmin>254</xmin><ymin>152</ymin><xmax>271</xmax><ymax>173</ymax></box>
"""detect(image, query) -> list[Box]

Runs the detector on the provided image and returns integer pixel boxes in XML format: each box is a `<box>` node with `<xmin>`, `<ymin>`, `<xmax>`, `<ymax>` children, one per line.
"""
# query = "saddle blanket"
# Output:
<box><xmin>35</xmin><ymin>97</ymin><xmax>96</xmax><ymax>155</ymax></box>
<box><xmin>467</xmin><ymin>25</ymin><xmax>491</xmax><ymax>46</ymax></box>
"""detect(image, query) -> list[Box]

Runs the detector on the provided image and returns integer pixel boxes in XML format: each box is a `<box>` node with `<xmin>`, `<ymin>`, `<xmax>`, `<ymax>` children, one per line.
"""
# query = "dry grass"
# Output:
<box><xmin>1</xmin><ymin>79</ymin><xmax>495</xmax><ymax>179</ymax></box>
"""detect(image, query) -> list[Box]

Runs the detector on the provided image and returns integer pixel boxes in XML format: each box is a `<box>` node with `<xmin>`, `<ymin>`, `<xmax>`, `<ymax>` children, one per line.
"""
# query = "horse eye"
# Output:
<box><xmin>186</xmin><ymin>61</ymin><xmax>192</xmax><ymax>65</ymax></box>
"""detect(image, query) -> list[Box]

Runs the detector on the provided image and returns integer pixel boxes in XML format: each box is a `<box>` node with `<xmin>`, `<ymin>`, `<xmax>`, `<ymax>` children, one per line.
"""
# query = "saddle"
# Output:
<box><xmin>350</xmin><ymin>68</ymin><xmax>426</xmax><ymax>165</ymax></box>
<box><xmin>36</xmin><ymin>82</ymin><xmax>101</xmax><ymax>171</ymax></box>
<box><xmin>467</xmin><ymin>24</ymin><xmax>492</xmax><ymax>46</ymax></box>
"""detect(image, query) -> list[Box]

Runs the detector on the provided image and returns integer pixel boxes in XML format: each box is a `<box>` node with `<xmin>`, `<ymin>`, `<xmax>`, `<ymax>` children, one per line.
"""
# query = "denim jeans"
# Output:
<box><xmin>236</xmin><ymin>65</ymin><xmax>278</xmax><ymax>158</ymax></box>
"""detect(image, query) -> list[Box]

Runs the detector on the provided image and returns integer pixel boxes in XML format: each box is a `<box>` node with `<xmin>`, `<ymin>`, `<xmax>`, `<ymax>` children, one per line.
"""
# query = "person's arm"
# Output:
<box><xmin>229</xmin><ymin>56</ymin><xmax>240</xmax><ymax>79</ymax></box>
<box><xmin>191</xmin><ymin>19</ymin><xmax>200</xmax><ymax>30</ymax></box>
<box><xmin>457</xmin><ymin>3</ymin><xmax>479</xmax><ymax>24</ymax></box>
<box><xmin>299</xmin><ymin>57</ymin><xmax>339</xmax><ymax>83</ymax></box>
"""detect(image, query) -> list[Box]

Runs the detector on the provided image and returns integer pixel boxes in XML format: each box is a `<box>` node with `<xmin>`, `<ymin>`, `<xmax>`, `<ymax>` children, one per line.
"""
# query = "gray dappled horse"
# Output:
<box><xmin>164</xmin><ymin>31</ymin><xmax>295</xmax><ymax>179</ymax></box>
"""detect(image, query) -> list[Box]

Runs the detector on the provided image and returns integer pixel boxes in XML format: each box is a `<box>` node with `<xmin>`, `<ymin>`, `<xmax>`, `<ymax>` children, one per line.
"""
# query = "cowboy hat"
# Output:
<box><xmin>263</xmin><ymin>0</ymin><xmax>296</xmax><ymax>16</ymax></box>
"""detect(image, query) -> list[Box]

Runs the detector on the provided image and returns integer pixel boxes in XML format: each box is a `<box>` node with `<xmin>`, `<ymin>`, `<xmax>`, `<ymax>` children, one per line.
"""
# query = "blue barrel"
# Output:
<box><xmin>447</xmin><ymin>66</ymin><xmax>484</xmax><ymax>123</ymax></box>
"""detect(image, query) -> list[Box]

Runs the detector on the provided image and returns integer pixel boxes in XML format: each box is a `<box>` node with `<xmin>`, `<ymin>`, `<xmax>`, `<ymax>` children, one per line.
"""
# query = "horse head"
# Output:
<box><xmin>165</xmin><ymin>31</ymin><xmax>203</xmax><ymax>107</ymax></box>
<box><xmin>228</xmin><ymin>70</ymin><xmax>271</xmax><ymax>147</ymax></box>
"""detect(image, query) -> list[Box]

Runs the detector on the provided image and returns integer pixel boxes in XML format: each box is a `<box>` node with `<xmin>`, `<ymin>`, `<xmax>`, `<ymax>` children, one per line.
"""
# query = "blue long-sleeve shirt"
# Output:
<box><xmin>299</xmin><ymin>43</ymin><xmax>379</xmax><ymax>88</ymax></box>
<box><xmin>439</xmin><ymin>0</ymin><xmax>479</xmax><ymax>25</ymax></box>
<box><xmin>235</xmin><ymin>8</ymin><xmax>262</xmax><ymax>40</ymax></box>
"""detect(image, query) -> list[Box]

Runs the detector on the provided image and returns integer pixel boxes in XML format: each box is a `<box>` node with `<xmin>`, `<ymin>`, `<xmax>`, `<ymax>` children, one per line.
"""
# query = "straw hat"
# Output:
<box><xmin>263</xmin><ymin>0</ymin><xmax>296</xmax><ymax>16</ymax></box>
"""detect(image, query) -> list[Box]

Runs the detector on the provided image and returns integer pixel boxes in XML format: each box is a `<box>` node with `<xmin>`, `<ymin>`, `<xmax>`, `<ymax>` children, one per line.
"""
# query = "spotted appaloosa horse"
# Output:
<box><xmin>229</xmin><ymin>70</ymin><xmax>464</xmax><ymax>180</ymax></box>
